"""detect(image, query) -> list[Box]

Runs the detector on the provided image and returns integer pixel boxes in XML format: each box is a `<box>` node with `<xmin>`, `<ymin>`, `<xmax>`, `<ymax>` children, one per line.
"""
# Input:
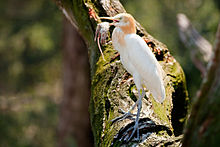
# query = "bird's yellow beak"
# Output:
<box><xmin>100</xmin><ymin>16</ymin><xmax>119</xmax><ymax>23</ymax></box>
<box><xmin>100</xmin><ymin>16</ymin><xmax>114</xmax><ymax>20</ymax></box>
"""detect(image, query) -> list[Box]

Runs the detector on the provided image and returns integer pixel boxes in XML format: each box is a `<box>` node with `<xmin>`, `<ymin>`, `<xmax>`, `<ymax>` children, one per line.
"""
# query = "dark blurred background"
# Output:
<box><xmin>0</xmin><ymin>0</ymin><xmax>219</xmax><ymax>146</ymax></box>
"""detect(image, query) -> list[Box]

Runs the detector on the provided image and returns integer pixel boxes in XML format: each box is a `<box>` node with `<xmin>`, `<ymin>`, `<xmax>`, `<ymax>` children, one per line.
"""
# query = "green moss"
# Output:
<box><xmin>89</xmin><ymin>46</ymin><xmax>120</xmax><ymax>146</ymax></box>
<box><xmin>149</xmin><ymin>60</ymin><xmax>189</xmax><ymax>136</ymax></box>
<box><xmin>96</xmin><ymin>46</ymin><xmax>117</xmax><ymax>74</ymax></box>
<box><xmin>167</xmin><ymin>61</ymin><xmax>189</xmax><ymax>136</ymax></box>
<box><xmin>128</xmin><ymin>84</ymin><xmax>137</xmax><ymax>102</ymax></box>
<box><xmin>151</xmin><ymin>96</ymin><xmax>171</xmax><ymax>125</ymax></box>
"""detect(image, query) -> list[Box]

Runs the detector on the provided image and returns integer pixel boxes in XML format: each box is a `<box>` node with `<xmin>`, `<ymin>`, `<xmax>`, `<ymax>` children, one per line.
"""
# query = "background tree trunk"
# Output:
<box><xmin>57</xmin><ymin>18</ymin><xmax>93</xmax><ymax>147</ymax></box>
<box><xmin>55</xmin><ymin>0</ymin><xmax>189</xmax><ymax>146</ymax></box>
<box><xmin>177</xmin><ymin>13</ymin><xmax>213</xmax><ymax>76</ymax></box>
<box><xmin>182</xmin><ymin>22</ymin><xmax>220</xmax><ymax>147</ymax></box>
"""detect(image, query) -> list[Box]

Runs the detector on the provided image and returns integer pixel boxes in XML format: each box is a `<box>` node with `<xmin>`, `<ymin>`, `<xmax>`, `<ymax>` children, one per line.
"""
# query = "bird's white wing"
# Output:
<box><xmin>124</xmin><ymin>34</ymin><xmax>165</xmax><ymax>102</ymax></box>
<box><xmin>124</xmin><ymin>34</ymin><xmax>162</xmax><ymax>79</ymax></box>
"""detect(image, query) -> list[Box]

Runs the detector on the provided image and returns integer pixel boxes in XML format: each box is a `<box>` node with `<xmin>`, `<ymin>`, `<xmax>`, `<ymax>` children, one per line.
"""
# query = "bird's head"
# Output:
<box><xmin>100</xmin><ymin>13</ymin><xmax>136</xmax><ymax>34</ymax></box>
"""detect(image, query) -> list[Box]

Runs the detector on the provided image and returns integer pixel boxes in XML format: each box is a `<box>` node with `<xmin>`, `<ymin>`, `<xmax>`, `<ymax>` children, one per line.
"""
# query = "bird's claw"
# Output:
<box><xmin>126</xmin><ymin>121</ymin><xmax>140</xmax><ymax>142</ymax></box>
<box><xmin>118</xmin><ymin>108</ymin><xmax>135</xmax><ymax>115</ymax></box>
<box><xmin>110</xmin><ymin>109</ymin><xmax>136</xmax><ymax>124</ymax></box>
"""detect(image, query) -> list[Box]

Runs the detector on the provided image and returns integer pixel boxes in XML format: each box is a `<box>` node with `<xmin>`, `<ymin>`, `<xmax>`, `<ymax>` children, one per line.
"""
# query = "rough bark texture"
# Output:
<box><xmin>57</xmin><ymin>18</ymin><xmax>93</xmax><ymax>147</ymax></box>
<box><xmin>182</xmin><ymin>22</ymin><xmax>220</xmax><ymax>147</ymax></box>
<box><xmin>55</xmin><ymin>0</ymin><xmax>189</xmax><ymax>146</ymax></box>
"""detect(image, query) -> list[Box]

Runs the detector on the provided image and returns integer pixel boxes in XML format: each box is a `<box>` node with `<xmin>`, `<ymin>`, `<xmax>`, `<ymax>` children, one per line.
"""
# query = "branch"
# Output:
<box><xmin>183</xmin><ymin>21</ymin><xmax>220</xmax><ymax>146</ymax></box>
<box><xmin>198</xmin><ymin>22</ymin><xmax>220</xmax><ymax>99</ymax></box>
<box><xmin>177</xmin><ymin>13</ymin><xmax>213</xmax><ymax>76</ymax></box>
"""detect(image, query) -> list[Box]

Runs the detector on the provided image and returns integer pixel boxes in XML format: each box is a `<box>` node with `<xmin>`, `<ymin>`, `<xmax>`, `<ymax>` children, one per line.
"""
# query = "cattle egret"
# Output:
<box><xmin>100</xmin><ymin>13</ymin><xmax>166</xmax><ymax>141</ymax></box>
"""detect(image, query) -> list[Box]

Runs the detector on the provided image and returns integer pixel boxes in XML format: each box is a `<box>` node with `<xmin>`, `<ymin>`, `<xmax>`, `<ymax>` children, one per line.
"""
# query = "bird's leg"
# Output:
<box><xmin>110</xmin><ymin>98</ymin><xmax>139</xmax><ymax>123</ymax></box>
<box><xmin>127</xmin><ymin>87</ymin><xmax>145</xmax><ymax>142</ymax></box>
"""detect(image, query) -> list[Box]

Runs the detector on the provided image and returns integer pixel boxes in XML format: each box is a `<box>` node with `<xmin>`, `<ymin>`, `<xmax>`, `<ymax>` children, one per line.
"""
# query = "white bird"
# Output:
<box><xmin>100</xmin><ymin>13</ymin><xmax>166</xmax><ymax>141</ymax></box>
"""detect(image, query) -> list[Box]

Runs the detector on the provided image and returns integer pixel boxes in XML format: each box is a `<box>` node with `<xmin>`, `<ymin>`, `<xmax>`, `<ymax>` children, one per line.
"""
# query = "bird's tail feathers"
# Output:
<box><xmin>151</xmin><ymin>84</ymin><xmax>166</xmax><ymax>103</ymax></box>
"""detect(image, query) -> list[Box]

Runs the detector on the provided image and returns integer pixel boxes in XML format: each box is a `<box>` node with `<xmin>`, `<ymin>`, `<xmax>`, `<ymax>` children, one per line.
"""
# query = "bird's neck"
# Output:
<box><xmin>112</xmin><ymin>19</ymin><xmax>136</xmax><ymax>48</ymax></box>
<box><xmin>112</xmin><ymin>28</ymin><xmax>125</xmax><ymax>47</ymax></box>
<box><xmin>120</xmin><ymin>20</ymin><xmax>136</xmax><ymax>34</ymax></box>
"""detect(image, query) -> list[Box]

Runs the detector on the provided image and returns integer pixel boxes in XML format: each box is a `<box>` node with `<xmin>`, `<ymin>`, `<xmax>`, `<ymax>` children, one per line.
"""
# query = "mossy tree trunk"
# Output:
<box><xmin>55</xmin><ymin>0</ymin><xmax>189</xmax><ymax>146</ymax></box>
<box><xmin>182</xmin><ymin>22</ymin><xmax>220</xmax><ymax>147</ymax></box>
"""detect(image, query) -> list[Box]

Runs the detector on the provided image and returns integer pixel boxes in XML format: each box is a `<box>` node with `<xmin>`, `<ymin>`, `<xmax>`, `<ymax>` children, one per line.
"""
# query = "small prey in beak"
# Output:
<box><xmin>94</xmin><ymin>21</ymin><xmax>110</xmax><ymax>61</ymax></box>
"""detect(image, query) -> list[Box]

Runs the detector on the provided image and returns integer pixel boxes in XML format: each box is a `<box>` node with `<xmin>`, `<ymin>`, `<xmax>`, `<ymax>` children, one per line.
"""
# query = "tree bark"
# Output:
<box><xmin>182</xmin><ymin>21</ymin><xmax>220</xmax><ymax>147</ymax></box>
<box><xmin>55</xmin><ymin>0</ymin><xmax>189</xmax><ymax>146</ymax></box>
<box><xmin>57</xmin><ymin>18</ymin><xmax>93</xmax><ymax>147</ymax></box>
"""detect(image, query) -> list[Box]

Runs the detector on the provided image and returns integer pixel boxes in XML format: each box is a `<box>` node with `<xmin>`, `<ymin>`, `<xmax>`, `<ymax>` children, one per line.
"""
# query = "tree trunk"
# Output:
<box><xmin>182</xmin><ymin>22</ymin><xmax>220</xmax><ymax>147</ymax></box>
<box><xmin>177</xmin><ymin>13</ymin><xmax>212</xmax><ymax>76</ymax></box>
<box><xmin>57</xmin><ymin>18</ymin><xmax>93</xmax><ymax>147</ymax></box>
<box><xmin>55</xmin><ymin>0</ymin><xmax>189</xmax><ymax>146</ymax></box>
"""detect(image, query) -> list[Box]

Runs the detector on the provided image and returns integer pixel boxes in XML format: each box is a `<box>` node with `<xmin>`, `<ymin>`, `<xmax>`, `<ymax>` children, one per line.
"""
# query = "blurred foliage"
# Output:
<box><xmin>0</xmin><ymin>0</ymin><xmax>62</xmax><ymax>93</ymax></box>
<box><xmin>0</xmin><ymin>0</ymin><xmax>219</xmax><ymax>146</ymax></box>
<box><xmin>0</xmin><ymin>0</ymin><xmax>62</xmax><ymax>146</ymax></box>
<box><xmin>0</xmin><ymin>94</ymin><xmax>59</xmax><ymax>147</ymax></box>
<box><xmin>121</xmin><ymin>0</ymin><xmax>220</xmax><ymax>98</ymax></box>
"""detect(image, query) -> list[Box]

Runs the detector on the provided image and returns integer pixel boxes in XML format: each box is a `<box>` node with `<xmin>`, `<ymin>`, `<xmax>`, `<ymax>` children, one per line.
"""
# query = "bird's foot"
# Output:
<box><xmin>126</xmin><ymin>120</ymin><xmax>140</xmax><ymax>142</ymax></box>
<box><xmin>110</xmin><ymin>108</ymin><xmax>136</xmax><ymax>124</ymax></box>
